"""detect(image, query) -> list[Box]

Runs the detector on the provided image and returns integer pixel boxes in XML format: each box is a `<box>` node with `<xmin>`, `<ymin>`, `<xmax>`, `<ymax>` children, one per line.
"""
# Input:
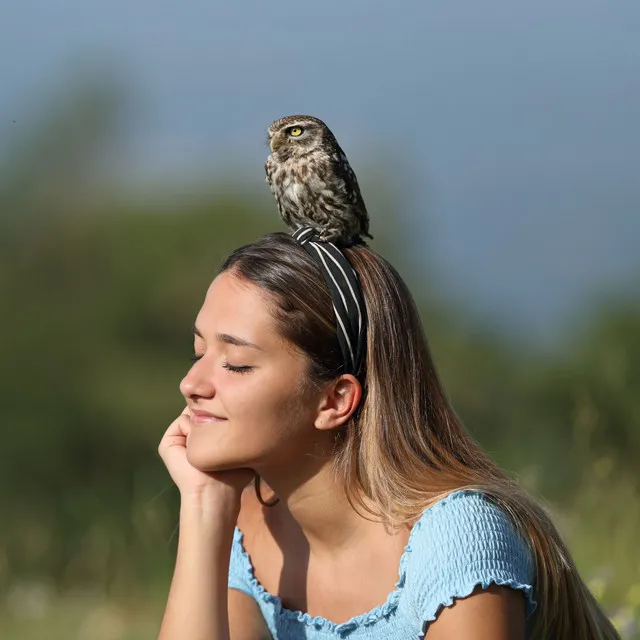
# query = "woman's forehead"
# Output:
<box><xmin>197</xmin><ymin>273</ymin><xmax>276</xmax><ymax>337</ymax></box>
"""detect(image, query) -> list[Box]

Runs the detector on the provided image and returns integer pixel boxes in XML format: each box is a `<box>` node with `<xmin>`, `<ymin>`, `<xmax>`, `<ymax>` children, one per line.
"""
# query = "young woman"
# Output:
<box><xmin>158</xmin><ymin>231</ymin><xmax>619</xmax><ymax>640</ymax></box>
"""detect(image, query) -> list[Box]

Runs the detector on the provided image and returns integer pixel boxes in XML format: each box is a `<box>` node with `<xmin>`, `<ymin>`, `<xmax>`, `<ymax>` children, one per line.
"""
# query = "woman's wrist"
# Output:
<box><xmin>179</xmin><ymin>486</ymin><xmax>242</xmax><ymax>525</ymax></box>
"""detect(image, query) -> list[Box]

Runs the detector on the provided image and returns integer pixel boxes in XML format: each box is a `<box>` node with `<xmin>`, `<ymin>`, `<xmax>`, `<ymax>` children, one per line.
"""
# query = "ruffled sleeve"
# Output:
<box><xmin>407</xmin><ymin>490</ymin><xmax>537</xmax><ymax>627</ymax></box>
<box><xmin>228</xmin><ymin>526</ymin><xmax>254</xmax><ymax>597</ymax></box>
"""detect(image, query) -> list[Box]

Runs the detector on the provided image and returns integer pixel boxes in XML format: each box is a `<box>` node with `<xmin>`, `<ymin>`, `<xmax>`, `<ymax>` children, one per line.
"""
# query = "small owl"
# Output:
<box><xmin>265</xmin><ymin>115</ymin><xmax>372</xmax><ymax>245</ymax></box>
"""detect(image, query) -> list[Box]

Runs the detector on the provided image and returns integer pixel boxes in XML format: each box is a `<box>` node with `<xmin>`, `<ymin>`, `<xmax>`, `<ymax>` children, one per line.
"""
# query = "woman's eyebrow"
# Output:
<box><xmin>216</xmin><ymin>333</ymin><xmax>263</xmax><ymax>350</ymax></box>
<box><xmin>192</xmin><ymin>325</ymin><xmax>262</xmax><ymax>350</ymax></box>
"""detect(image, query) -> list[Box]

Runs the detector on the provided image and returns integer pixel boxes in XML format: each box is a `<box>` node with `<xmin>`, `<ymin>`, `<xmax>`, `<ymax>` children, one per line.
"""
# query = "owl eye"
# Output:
<box><xmin>288</xmin><ymin>126</ymin><xmax>304</xmax><ymax>137</ymax></box>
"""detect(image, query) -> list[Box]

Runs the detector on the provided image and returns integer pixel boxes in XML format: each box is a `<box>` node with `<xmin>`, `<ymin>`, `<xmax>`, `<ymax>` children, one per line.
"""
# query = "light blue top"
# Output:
<box><xmin>228</xmin><ymin>490</ymin><xmax>537</xmax><ymax>639</ymax></box>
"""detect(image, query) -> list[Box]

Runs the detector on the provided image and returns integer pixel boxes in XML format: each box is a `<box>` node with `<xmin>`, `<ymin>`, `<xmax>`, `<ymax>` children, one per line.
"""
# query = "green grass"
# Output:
<box><xmin>1</xmin><ymin>591</ymin><xmax>163</xmax><ymax>640</ymax></box>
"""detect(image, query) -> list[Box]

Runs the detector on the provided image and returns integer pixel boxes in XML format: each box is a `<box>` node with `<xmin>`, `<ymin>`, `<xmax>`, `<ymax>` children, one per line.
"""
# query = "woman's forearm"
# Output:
<box><xmin>158</xmin><ymin>494</ymin><xmax>240</xmax><ymax>640</ymax></box>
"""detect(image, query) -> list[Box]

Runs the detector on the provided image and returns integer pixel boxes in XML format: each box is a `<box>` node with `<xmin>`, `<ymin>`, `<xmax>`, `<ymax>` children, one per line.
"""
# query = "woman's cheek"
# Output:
<box><xmin>227</xmin><ymin>373</ymin><xmax>267</xmax><ymax>407</ymax></box>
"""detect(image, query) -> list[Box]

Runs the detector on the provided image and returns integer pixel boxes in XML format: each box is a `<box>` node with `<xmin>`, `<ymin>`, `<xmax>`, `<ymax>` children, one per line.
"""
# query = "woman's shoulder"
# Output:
<box><xmin>410</xmin><ymin>489</ymin><xmax>530</xmax><ymax>550</ymax></box>
<box><xmin>402</xmin><ymin>489</ymin><xmax>537</xmax><ymax>622</ymax></box>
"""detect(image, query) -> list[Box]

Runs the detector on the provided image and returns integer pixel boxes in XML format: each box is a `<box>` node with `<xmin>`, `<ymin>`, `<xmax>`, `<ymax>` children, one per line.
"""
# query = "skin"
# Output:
<box><xmin>158</xmin><ymin>271</ymin><xmax>525</xmax><ymax>640</ymax></box>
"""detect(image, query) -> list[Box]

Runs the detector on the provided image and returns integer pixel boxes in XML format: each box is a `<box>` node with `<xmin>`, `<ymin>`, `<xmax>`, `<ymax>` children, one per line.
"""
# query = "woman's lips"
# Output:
<box><xmin>190</xmin><ymin>411</ymin><xmax>227</xmax><ymax>424</ymax></box>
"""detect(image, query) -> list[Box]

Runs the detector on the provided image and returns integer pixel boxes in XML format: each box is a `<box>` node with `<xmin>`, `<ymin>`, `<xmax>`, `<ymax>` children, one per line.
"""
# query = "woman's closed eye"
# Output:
<box><xmin>190</xmin><ymin>354</ymin><xmax>253</xmax><ymax>374</ymax></box>
<box><xmin>222</xmin><ymin>361</ymin><xmax>253</xmax><ymax>374</ymax></box>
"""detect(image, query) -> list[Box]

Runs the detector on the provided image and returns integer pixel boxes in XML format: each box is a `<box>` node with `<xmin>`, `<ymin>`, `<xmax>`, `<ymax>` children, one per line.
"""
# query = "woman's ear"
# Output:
<box><xmin>314</xmin><ymin>375</ymin><xmax>362</xmax><ymax>431</ymax></box>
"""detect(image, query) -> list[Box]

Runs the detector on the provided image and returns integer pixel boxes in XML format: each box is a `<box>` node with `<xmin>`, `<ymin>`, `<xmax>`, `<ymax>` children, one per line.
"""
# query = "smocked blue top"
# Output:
<box><xmin>228</xmin><ymin>490</ymin><xmax>537</xmax><ymax>639</ymax></box>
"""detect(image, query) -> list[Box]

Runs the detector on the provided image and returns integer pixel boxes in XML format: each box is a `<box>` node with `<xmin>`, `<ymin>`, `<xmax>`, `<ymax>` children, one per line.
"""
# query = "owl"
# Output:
<box><xmin>265</xmin><ymin>115</ymin><xmax>372</xmax><ymax>245</ymax></box>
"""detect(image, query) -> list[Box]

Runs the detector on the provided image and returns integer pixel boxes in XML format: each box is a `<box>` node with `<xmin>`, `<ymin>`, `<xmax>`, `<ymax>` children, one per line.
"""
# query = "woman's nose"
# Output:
<box><xmin>180</xmin><ymin>360</ymin><xmax>215</xmax><ymax>399</ymax></box>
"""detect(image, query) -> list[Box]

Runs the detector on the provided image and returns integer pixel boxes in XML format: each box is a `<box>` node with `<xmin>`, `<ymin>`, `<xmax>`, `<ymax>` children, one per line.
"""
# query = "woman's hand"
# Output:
<box><xmin>158</xmin><ymin>408</ymin><xmax>254</xmax><ymax>503</ymax></box>
<box><xmin>158</xmin><ymin>409</ymin><xmax>254</xmax><ymax>640</ymax></box>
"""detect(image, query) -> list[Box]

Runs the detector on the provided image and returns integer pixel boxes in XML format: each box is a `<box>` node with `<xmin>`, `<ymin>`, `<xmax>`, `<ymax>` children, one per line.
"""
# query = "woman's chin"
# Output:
<box><xmin>185</xmin><ymin>445</ymin><xmax>253</xmax><ymax>474</ymax></box>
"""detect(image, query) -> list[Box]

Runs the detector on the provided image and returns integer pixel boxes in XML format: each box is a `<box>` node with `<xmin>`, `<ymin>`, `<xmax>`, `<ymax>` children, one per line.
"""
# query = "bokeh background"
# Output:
<box><xmin>1</xmin><ymin>1</ymin><xmax>639</xmax><ymax>638</ymax></box>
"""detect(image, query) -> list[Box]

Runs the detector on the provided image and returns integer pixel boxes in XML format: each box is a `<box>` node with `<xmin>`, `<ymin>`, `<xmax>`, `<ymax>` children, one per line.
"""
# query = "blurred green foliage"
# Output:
<box><xmin>0</xmin><ymin>80</ymin><xmax>638</xmax><ymax>639</ymax></box>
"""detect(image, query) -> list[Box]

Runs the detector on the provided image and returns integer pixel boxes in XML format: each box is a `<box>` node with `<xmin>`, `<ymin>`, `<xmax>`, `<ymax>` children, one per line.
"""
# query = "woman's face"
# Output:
<box><xmin>180</xmin><ymin>271</ymin><xmax>321</xmax><ymax>473</ymax></box>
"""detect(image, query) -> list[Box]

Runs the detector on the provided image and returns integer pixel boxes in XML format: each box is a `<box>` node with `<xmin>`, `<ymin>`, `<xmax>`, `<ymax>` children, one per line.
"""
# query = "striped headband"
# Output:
<box><xmin>292</xmin><ymin>227</ymin><xmax>367</xmax><ymax>377</ymax></box>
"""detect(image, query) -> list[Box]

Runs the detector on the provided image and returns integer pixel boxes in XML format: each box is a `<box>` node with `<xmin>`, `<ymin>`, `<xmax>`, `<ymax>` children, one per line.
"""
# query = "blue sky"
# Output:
<box><xmin>2</xmin><ymin>0</ymin><xmax>639</xmax><ymax>341</ymax></box>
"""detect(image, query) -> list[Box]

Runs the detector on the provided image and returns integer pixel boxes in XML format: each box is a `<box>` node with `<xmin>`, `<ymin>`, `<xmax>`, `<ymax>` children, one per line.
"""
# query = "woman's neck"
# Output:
<box><xmin>260</xmin><ymin>459</ymin><xmax>379</xmax><ymax>558</ymax></box>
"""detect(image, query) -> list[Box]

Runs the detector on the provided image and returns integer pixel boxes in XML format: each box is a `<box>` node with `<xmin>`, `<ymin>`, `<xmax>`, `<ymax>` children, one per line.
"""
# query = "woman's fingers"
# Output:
<box><xmin>159</xmin><ymin>412</ymin><xmax>190</xmax><ymax>456</ymax></box>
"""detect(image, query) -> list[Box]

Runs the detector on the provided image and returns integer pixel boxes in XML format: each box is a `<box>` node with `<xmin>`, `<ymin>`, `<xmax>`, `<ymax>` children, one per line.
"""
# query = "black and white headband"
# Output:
<box><xmin>292</xmin><ymin>227</ymin><xmax>367</xmax><ymax>377</ymax></box>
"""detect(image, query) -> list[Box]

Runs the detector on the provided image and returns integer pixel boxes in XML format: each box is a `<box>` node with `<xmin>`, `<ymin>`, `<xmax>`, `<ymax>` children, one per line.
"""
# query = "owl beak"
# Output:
<box><xmin>269</xmin><ymin>136</ymin><xmax>282</xmax><ymax>153</ymax></box>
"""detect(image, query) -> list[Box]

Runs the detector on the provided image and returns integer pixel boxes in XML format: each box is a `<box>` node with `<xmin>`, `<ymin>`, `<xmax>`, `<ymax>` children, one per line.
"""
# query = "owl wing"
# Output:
<box><xmin>265</xmin><ymin>158</ymin><xmax>277</xmax><ymax>195</ymax></box>
<box><xmin>332</xmin><ymin>149</ymin><xmax>372</xmax><ymax>239</ymax></box>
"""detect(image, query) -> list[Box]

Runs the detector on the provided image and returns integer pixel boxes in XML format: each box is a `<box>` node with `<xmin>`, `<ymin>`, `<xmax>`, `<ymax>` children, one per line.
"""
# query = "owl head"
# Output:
<box><xmin>267</xmin><ymin>115</ymin><xmax>336</xmax><ymax>159</ymax></box>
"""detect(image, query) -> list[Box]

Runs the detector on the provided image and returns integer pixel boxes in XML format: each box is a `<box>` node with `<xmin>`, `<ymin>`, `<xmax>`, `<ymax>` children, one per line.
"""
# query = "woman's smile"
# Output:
<box><xmin>190</xmin><ymin>409</ymin><xmax>228</xmax><ymax>424</ymax></box>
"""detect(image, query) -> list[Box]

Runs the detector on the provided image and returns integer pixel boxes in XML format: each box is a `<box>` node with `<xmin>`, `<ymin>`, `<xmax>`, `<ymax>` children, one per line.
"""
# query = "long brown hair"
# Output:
<box><xmin>220</xmin><ymin>232</ymin><xmax>619</xmax><ymax>640</ymax></box>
